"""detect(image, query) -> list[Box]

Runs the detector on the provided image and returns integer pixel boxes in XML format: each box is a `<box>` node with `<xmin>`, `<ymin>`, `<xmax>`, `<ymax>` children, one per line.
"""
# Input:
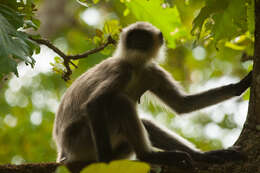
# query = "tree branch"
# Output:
<box><xmin>29</xmin><ymin>36</ymin><xmax>116</xmax><ymax>81</ymax></box>
<box><xmin>67</xmin><ymin>36</ymin><xmax>116</xmax><ymax>60</ymax></box>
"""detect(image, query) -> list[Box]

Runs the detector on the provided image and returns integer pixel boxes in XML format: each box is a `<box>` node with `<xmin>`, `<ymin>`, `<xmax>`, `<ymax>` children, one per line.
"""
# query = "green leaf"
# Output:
<box><xmin>225</xmin><ymin>42</ymin><xmax>246</xmax><ymax>51</ymax></box>
<box><xmin>247</xmin><ymin>0</ymin><xmax>255</xmax><ymax>35</ymax></box>
<box><xmin>125</xmin><ymin>0</ymin><xmax>187</xmax><ymax>48</ymax></box>
<box><xmin>81</xmin><ymin>160</ymin><xmax>150</xmax><ymax>173</ymax></box>
<box><xmin>0</xmin><ymin>4</ymin><xmax>23</xmax><ymax>29</ymax></box>
<box><xmin>31</xmin><ymin>17</ymin><xmax>41</xmax><ymax>28</ymax></box>
<box><xmin>92</xmin><ymin>0</ymin><xmax>99</xmax><ymax>4</ymax></box>
<box><xmin>191</xmin><ymin>0</ymin><xmax>229</xmax><ymax>37</ymax></box>
<box><xmin>0</xmin><ymin>0</ymin><xmax>18</xmax><ymax>11</ymax></box>
<box><xmin>243</xmin><ymin>88</ymin><xmax>250</xmax><ymax>100</ymax></box>
<box><xmin>123</xmin><ymin>8</ymin><xmax>130</xmax><ymax>16</ymax></box>
<box><xmin>192</xmin><ymin>0</ymin><xmax>248</xmax><ymax>43</ymax></box>
<box><xmin>213</xmin><ymin>0</ymin><xmax>247</xmax><ymax>42</ymax></box>
<box><xmin>0</xmin><ymin>7</ymin><xmax>39</xmax><ymax>76</ymax></box>
<box><xmin>218</xmin><ymin>114</ymin><xmax>237</xmax><ymax>129</ymax></box>
<box><xmin>0</xmin><ymin>52</ymin><xmax>18</xmax><ymax>76</ymax></box>
<box><xmin>103</xmin><ymin>19</ymin><xmax>121</xmax><ymax>37</ymax></box>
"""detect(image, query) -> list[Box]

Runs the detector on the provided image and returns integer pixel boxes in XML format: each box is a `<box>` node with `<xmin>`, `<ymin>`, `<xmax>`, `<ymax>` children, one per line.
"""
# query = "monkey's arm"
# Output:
<box><xmin>150</xmin><ymin>65</ymin><xmax>252</xmax><ymax>114</ymax></box>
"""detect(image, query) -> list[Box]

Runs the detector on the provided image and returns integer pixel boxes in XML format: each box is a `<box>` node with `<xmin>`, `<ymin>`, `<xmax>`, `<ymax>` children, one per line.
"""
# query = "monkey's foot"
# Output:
<box><xmin>139</xmin><ymin>150</ymin><xmax>193</xmax><ymax>169</ymax></box>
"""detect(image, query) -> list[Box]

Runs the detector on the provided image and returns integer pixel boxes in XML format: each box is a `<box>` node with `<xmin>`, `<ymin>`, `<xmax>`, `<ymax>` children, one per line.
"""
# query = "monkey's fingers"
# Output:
<box><xmin>139</xmin><ymin>151</ymin><xmax>193</xmax><ymax>169</ymax></box>
<box><xmin>166</xmin><ymin>150</ymin><xmax>193</xmax><ymax>169</ymax></box>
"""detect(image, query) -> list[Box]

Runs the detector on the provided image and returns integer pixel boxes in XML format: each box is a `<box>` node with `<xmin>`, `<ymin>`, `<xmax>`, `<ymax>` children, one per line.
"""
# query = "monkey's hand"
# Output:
<box><xmin>139</xmin><ymin>150</ymin><xmax>193</xmax><ymax>169</ymax></box>
<box><xmin>198</xmin><ymin>146</ymin><xmax>247</xmax><ymax>164</ymax></box>
<box><xmin>234</xmin><ymin>71</ymin><xmax>252</xmax><ymax>96</ymax></box>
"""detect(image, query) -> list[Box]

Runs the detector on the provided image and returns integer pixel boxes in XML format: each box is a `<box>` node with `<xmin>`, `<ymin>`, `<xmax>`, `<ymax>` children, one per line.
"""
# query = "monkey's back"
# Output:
<box><xmin>55</xmin><ymin>57</ymin><xmax>122</xmax><ymax>130</ymax></box>
<box><xmin>53</xmin><ymin>57</ymin><xmax>127</xmax><ymax>162</ymax></box>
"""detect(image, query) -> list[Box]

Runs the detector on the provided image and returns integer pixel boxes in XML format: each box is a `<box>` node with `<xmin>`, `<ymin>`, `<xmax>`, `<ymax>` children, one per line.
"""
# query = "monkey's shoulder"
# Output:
<box><xmin>66</xmin><ymin>58</ymin><xmax>133</xmax><ymax>94</ymax></box>
<box><xmin>87</xmin><ymin>57</ymin><xmax>133</xmax><ymax>77</ymax></box>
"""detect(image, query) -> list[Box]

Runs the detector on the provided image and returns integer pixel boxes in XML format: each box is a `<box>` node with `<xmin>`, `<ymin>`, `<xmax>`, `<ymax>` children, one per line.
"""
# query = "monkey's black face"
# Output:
<box><xmin>126</xmin><ymin>29</ymin><xmax>155</xmax><ymax>51</ymax></box>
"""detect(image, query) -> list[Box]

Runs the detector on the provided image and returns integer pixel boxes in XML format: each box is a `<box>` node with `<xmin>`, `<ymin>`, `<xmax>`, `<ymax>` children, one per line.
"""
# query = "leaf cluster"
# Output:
<box><xmin>0</xmin><ymin>0</ymin><xmax>40</xmax><ymax>78</ymax></box>
<box><xmin>191</xmin><ymin>0</ymin><xmax>255</xmax><ymax>44</ymax></box>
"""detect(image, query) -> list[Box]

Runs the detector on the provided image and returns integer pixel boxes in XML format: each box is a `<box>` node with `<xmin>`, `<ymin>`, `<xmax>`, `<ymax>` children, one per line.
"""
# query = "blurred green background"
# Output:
<box><xmin>0</xmin><ymin>0</ymin><xmax>253</xmax><ymax>165</ymax></box>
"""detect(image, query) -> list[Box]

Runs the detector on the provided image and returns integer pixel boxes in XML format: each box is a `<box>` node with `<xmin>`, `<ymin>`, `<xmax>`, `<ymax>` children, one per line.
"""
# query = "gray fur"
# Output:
<box><xmin>53</xmin><ymin>22</ymin><xmax>249</xmax><ymax>169</ymax></box>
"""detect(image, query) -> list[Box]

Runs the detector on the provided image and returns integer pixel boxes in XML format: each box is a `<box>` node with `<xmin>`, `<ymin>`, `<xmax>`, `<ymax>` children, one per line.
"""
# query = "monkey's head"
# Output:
<box><xmin>114</xmin><ymin>22</ymin><xmax>165</xmax><ymax>63</ymax></box>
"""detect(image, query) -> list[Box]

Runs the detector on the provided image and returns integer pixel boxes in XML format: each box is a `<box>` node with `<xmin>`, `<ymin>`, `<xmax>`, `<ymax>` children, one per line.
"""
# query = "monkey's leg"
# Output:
<box><xmin>142</xmin><ymin>119</ymin><xmax>246</xmax><ymax>163</ymax></box>
<box><xmin>111</xmin><ymin>142</ymin><xmax>134</xmax><ymax>160</ymax></box>
<box><xmin>142</xmin><ymin>119</ymin><xmax>196</xmax><ymax>153</ymax></box>
<box><xmin>86</xmin><ymin>95</ymin><xmax>114</xmax><ymax>162</ymax></box>
<box><xmin>109</xmin><ymin>94</ymin><xmax>193</xmax><ymax>169</ymax></box>
<box><xmin>61</xmin><ymin>120</ymin><xmax>98</xmax><ymax>173</ymax></box>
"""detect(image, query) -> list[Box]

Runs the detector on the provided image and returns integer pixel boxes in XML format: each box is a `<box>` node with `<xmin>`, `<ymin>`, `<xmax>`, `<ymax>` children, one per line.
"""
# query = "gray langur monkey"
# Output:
<box><xmin>53</xmin><ymin>22</ymin><xmax>251</xmax><ymax>171</ymax></box>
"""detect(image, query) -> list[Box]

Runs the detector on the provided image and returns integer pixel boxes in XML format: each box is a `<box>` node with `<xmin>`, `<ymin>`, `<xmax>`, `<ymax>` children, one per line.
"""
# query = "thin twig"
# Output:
<box><xmin>68</xmin><ymin>36</ymin><xmax>116</xmax><ymax>60</ymax></box>
<box><xmin>29</xmin><ymin>36</ymin><xmax>116</xmax><ymax>81</ymax></box>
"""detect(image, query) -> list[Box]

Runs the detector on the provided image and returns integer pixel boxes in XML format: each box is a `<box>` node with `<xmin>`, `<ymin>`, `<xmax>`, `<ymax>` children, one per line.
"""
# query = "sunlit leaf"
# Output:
<box><xmin>123</xmin><ymin>8</ymin><xmax>130</xmax><ymax>16</ymax></box>
<box><xmin>81</xmin><ymin>160</ymin><xmax>150</xmax><ymax>173</ymax></box>
<box><xmin>124</xmin><ymin>0</ymin><xmax>187</xmax><ymax>48</ymax></box>
<box><xmin>92</xmin><ymin>0</ymin><xmax>99</xmax><ymax>4</ymax></box>
<box><xmin>225</xmin><ymin>42</ymin><xmax>246</xmax><ymax>51</ymax></box>
<box><xmin>243</xmin><ymin>89</ymin><xmax>250</xmax><ymax>100</ymax></box>
<box><xmin>103</xmin><ymin>19</ymin><xmax>121</xmax><ymax>37</ymax></box>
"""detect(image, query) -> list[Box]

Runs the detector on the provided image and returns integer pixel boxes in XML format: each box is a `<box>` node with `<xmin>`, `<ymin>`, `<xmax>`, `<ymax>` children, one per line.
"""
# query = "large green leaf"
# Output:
<box><xmin>212</xmin><ymin>0</ymin><xmax>247</xmax><ymax>42</ymax></box>
<box><xmin>81</xmin><ymin>160</ymin><xmax>150</xmax><ymax>173</ymax></box>
<box><xmin>125</xmin><ymin>0</ymin><xmax>188</xmax><ymax>48</ymax></box>
<box><xmin>192</xmin><ymin>0</ymin><xmax>250</xmax><ymax>43</ymax></box>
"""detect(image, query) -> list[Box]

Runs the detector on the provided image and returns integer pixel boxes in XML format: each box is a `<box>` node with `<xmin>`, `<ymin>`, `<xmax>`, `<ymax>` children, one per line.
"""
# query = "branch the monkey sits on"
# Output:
<box><xmin>53</xmin><ymin>22</ymin><xmax>251</xmax><ymax>172</ymax></box>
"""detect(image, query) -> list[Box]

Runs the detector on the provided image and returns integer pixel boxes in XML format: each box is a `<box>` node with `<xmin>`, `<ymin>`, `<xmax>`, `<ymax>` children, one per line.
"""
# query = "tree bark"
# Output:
<box><xmin>193</xmin><ymin>0</ymin><xmax>260</xmax><ymax>172</ymax></box>
<box><xmin>165</xmin><ymin>0</ymin><xmax>260</xmax><ymax>172</ymax></box>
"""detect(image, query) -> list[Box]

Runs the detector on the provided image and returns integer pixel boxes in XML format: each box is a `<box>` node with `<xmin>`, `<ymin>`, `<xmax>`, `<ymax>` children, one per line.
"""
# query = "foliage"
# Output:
<box><xmin>0</xmin><ymin>0</ymin><xmax>40</xmax><ymax>78</ymax></box>
<box><xmin>191</xmin><ymin>0</ymin><xmax>254</xmax><ymax>50</ymax></box>
<box><xmin>124</xmin><ymin>0</ymin><xmax>188</xmax><ymax>48</ymax></box>
<box><xmin>55</xmin><ymin>160</ymin><xmax>150</xmax><ymax>173</ymax></box>
<box><xmin>0</xmin><ymin>0</ymin><xmax>254</xmax><ymax>170</ymax></box>
<box><xmin>81</xmin><ymin>160</ymin><xmax>150</xmax><ymax>173</ymax></box>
